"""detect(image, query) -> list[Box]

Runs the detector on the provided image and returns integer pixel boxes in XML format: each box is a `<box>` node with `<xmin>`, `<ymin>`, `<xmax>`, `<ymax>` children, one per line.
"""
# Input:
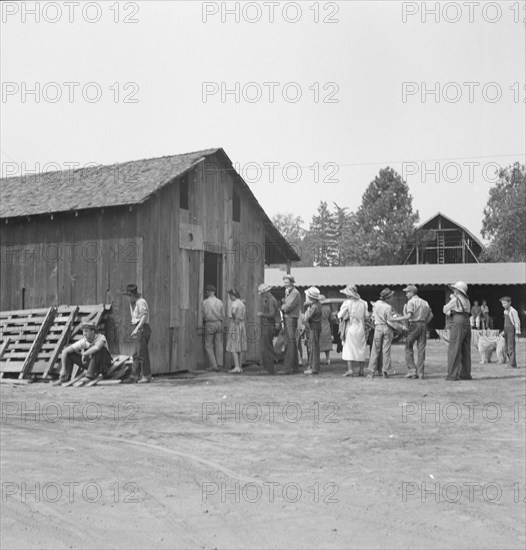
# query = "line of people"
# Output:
<box><xmin>52</xmin><ymin>277</ymin><xmax>521</xmax><ymax>386</ymax></box>
<box><xmin>262</xmin><ymin>275</ymin><xmax>521</xmax><ymax>380</ymax></box>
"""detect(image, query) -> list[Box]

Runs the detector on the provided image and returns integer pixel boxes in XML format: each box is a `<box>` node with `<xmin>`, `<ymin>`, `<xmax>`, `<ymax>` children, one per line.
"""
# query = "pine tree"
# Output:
<box><xmin>349</xmin><ymin>167</ymin><xmax>419</xmax><ymax>265</ymax></box>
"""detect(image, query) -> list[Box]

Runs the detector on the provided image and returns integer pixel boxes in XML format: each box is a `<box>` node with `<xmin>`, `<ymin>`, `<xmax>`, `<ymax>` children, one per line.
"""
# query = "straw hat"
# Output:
<box><xmin>340</xmin><ymin>285</ymin><xmax>360</xmax><ymax>299</ymax></box>
<box><xmin>379</xmin><ymin>288</ymin><xmax>394</xmax><ymax>301</ymax></box>
<box><xmin>305</xmin><ymin>287</ymin><xmax>320</xmax><ymax>301</ymax></box>
<box><xmin>449</xmin><ymin>281</ymin><xmax>468</xmax><ymax>297</ymax></box>
<box><xmin>258</xmin><ymin>283</ymin><xmax>273</xmax><ymax>295</ymax></box>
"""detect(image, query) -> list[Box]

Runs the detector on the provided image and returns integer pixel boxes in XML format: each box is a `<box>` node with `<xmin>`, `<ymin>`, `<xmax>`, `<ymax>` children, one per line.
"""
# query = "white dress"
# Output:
<box><xmin>338</xmin><ymin>299</ymin><xmax>367</xmax><ymax>362</ymax></box>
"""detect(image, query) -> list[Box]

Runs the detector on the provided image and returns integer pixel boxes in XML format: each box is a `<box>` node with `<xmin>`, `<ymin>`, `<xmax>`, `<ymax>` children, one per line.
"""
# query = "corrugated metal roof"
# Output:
<box><xmin>265</xmin><ymin>263</ymin><xmax>526</xmax><ymax>287</ymax></box>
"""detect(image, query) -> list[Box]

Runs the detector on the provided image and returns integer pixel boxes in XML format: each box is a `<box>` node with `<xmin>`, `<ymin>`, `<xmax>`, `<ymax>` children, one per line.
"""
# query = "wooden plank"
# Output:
<box><xmin>59</xmin><ymin>370</ymin><xmax>84</xmax><ymax>387</ymax></box>
<box><xmin>0</xmin><ymin>338</ymin><xmax>10</xmax><ymax>359</ymax></box>
<box><xmin>0</xmin><ymin>378</ymin><xmax>33</xmax><ymax>385</ymax></box>
<box><xmin>19</xmin><ymin>307</ymin><xmax>56</xmax><ymax>379</ymax></box>
<box><xmin>42</xmin><ymin>306</ymin><xmax>78</xmax><ymax>378</ymax></box>
<box><xmin>96</xmin><ymin>379</ymin><xmax>122</xmax><ymax>386</ymax></box>
<box><xmin>84</xmin><ymin>374</ymin><xmax>104</xmax><ymax>387</ymax></box>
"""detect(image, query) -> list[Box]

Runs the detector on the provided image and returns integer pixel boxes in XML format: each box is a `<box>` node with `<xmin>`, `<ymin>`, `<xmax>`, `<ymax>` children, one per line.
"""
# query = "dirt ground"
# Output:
<box><xmin>1</xmin><ymin>339</ymin><xmax>525</xmax><ymax>550</ymax></box>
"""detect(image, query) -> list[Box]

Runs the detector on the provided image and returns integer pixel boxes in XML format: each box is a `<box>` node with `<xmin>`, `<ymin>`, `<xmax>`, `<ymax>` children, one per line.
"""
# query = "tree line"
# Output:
<box><xmin>272</xmin><ymin>163</ymin><xmax>526</xmax><ymax>266</ymax></box>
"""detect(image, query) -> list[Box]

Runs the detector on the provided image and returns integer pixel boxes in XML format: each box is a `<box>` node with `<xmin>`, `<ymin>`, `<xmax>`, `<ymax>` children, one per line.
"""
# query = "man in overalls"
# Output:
<box><xmin>500</xmin><ymin>296</ymin><xmax>521</xmax><ymax>369</ymax></box>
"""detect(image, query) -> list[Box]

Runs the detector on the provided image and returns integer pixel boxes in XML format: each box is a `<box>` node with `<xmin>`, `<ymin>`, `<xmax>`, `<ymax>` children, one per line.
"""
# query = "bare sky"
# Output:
<box><xmin>1</xmin><ymin>1</ymin><xmax>524</xmax><ymax>239</ymax></box>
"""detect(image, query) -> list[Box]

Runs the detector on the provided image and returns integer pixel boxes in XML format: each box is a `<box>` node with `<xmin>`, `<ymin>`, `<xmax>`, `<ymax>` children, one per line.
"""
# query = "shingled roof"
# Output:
<box><xmin>0</xmin><ymin>148</ymin><xmax>219</xmax><ymax>218</ymax></box>
<box><xmin>0</xmin><ymin>147</ymin><xmax>300</xmax><ymax>262</ymax></box>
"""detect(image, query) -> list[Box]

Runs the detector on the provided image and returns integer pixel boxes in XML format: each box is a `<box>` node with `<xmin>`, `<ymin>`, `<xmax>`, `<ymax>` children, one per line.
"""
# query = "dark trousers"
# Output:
<box><xmin>283</xmin><ymin>317</ymin><xmax>299</xmax><ymax>373</ymax></box>
<box><xmin>405</xmin><ymin>322</ymin><xmax>427</xmax><ymax>376</ymax></box>
<box><xmin>308</xmin><ymin>323</ymin><xmax>321</xmax><ymax>373</ymax></box>
<box><xmin>131</xmin><ymin>324</ymin><xmax>152</xmax><ymax>380</ymax></box>
<box><xmin>447</xmin><ymin>314</ymin><xmax>471</xmax><ymax>379</ymax></box>
<box><xmin>61</xmin><ymin>348</ymin><xmax>112</xmax><ymax>380</ymax></box>
<box><xmin>261</xmin><ymin>322</ymin><xmax>275</xmax><ymax>373</ymax></box>
<box><xmin>503</xmin><ymin>326</ymin><xmax>517</xmax><ymax>367</ymax></box>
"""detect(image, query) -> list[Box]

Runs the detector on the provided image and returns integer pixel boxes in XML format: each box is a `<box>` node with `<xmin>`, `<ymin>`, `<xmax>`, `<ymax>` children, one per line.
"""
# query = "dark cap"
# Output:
<box><xmin>122</xmin><ymin>283</ymin><xmax>139</xmax><ymax>296</ymax></box>
<box><xmin>205</xmin><ymin>284</ymin><xmax>216</xmax><ymax>292</ymax></box>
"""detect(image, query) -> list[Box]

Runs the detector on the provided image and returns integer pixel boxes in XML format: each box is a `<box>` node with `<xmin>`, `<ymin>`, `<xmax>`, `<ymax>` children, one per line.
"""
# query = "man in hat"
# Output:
<box><xmin>257</xmin><ymin>283</ymin><xmax>279</xmax><ymax>374</ymax></box>
<box><xmin>279</xmin><ymin>274</ymin><xmax>301</xmax><ymax>374</ymax></box>
<box><xmin>123</xmin><ymin>283</ymin><xmax>152</xmax><ymax>383</ymax></box>
<box><xmin>53</xmin><ymin>322</ymin><xmax>112</xmax><ymax>386</ymax></box>
<box><xmin>499</xmin><ymin>296</ymin><xmax>521</xmax><ymax>368</ymax></box>
<box><xmin>203</xmin><ymin>284</ymin><xmax>224</xmax><ymax>372</ymax></box>
<box><xmin>366</xmin><ymin>288</ymin><xmax>396</xmax><ymax>378</ymax></box>
<box><xmin>392</xmin><ymin>284</ymin><xmax>434</xmax><ymax>379</ymax></box>
<box><xmin>443</xmin><ymin>281</ymin><xmax>472</xmax><ymax>380</ymax></box>
<box><xmin>303</xmin><ymin>287</ymin><xmax>322</xmax><ymax>375</ymax></box>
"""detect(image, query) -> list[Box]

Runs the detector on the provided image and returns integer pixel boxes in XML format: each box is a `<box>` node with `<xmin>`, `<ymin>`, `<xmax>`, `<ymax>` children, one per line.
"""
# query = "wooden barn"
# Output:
<box><xmin>0</xmin><ymin>148</ymin><xmax>299</xmax><ymax>373</ymax></box>
<box><xmin>404</xmin><ymin>212</ymin><xmax>483</xmax><ymax>264</ymax></box>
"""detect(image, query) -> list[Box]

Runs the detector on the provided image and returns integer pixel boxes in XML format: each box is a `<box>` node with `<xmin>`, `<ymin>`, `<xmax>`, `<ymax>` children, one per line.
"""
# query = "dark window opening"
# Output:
<box><xmin>180</xmin><ymin>175</ymin><xmax>189</xmax><ymax>210</ymax></box>
<box><xmin>233</xmin><ymin>189</ymin><xmax>241</xmax><ymax>222</ymax></box>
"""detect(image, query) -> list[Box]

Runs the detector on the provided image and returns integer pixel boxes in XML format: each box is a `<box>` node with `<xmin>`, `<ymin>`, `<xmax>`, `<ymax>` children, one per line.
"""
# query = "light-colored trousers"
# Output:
<box><xmin>204</xmin><ymin>321</ymin><xmax>223</xmax><ymax>368</ymax></box>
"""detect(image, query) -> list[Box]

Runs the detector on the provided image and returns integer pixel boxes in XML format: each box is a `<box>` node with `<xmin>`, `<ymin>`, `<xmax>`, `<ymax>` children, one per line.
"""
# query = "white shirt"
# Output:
<box><xmin>71</xmin><ymin>333</ymin><xmax>108</xmax><ymax>353</ymax></box>
<box><xmin>130</xmin><ymin>297</ymin><xmax>149</xmax><ymax>325</ymax></box>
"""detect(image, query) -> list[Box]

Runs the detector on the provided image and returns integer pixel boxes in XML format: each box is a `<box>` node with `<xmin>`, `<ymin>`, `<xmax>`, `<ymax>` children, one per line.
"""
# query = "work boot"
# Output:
<box><xmin>138</xmin><ymin>377</ymin><xmax>151</xmax><ymax>383</ymax></box>
<box><xmin>51</xmin><ymin>377</ymin><xmax>66</xmax><ymax>386</ymax></box>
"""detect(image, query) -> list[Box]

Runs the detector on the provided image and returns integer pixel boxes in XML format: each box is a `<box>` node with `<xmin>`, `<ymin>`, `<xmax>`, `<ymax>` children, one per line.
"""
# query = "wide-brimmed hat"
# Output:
<box><xmin>305</xmin><ymin>286</ymin><xmax>320</xmax><ymax>301</ymax></box>
<box><xmin>340</xmin><ymin>285</ymin><xmax>360</xmax><ymax>299</ymax></box>
<box><xmin>449</xmin><ymin>281</ymin><xmax>468</xmax><ymax>297</ymax></box>
<box><xmin>122</xmin><ymin>283</ymin><xmax>139</xmax><ymax>296</ymax></box>
<box><xmin>283</xmin><ymin>274</ymin><xmax>295</xmax><ymax>284</ymax></box>
<box><xmin>379</xmin><ymin>288</ymin><xmax>394</xmax><ymax>301</ymax></box>
<box><xmin>258</xmin><ymin>283</ymin><xmax>272</xmax><ymax>295</ymax></box>
<box><xmin>403</xmin><ymin>284</ymin><xmax>418</xmax><ymax>294</ymax></box>
<box><xmin>205</xmin><ymin>284</ymin><xmax>216</xmax><ymax>292</ymax></box>
<box><xmin>82</xmin><ymin>322</ymin><xmax>97</xmax><ymax>330</ymax></box>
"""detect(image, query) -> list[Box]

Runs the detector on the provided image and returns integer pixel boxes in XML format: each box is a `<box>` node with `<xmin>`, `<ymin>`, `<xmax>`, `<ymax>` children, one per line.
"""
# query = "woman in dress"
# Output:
<box><xmin>318</xmin><ymin>295</ymin><xmax>333</xmax><ymax>366</ymax></box>
<box><xmin>226</xmin><ymin>289</ymin><xmax>247</xmax><ymax>374</ymax></box>
<box><xmin>338</xmin><ymin>285</ymin><xmax>369</xmax><ymax>377</ymax></box>
<box><xmin>443</xmin><ymin>281</ymin><xmax>472</xmax><ymax>381</ymax></box>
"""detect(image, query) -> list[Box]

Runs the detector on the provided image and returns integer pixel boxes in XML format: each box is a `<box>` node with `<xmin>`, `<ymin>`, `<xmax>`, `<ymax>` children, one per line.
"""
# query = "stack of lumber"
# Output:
<box><xmin>0</xmin><ymin>304</ymin><xmax>111</xmax><ymax>380</ymax></box>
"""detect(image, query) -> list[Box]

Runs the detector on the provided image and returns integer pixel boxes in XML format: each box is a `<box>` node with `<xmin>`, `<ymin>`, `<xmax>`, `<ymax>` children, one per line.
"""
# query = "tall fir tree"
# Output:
<box><xmin>349</xmin><ymin>167</ymin><xmax>419</xmax><ymax>265</ymax></box>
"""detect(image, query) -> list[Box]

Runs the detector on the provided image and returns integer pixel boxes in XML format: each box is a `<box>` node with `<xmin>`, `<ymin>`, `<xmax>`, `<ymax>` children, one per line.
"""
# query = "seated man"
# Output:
<box><xmin>53</xmin><ymin>322</ymin><xmax>112</xmax><ymax>386</ymax></box>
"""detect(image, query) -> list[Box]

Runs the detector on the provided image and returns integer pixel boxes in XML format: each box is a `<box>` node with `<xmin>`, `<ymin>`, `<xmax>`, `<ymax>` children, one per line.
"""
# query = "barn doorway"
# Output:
<box><xmin>204</xmin><ymin>252</ymin><xmax>222</xmax><ymax>298</ymax></box>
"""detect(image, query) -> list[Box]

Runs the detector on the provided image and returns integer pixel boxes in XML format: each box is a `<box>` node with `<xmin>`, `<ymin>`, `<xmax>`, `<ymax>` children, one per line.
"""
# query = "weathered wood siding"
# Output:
<box><xmin>1</xmin><ymin>153</ymin><xmax>267</xmax><ymax>374</ymax></box>
<box><xmin>0</xmin><ymin>208</ymin><xmax>140</xmax><ymax>358</ymax></box>
<box><xmin>138</xmin><ymin>152</ymin><xmax>265</xmax><ymax>372</ymax></box>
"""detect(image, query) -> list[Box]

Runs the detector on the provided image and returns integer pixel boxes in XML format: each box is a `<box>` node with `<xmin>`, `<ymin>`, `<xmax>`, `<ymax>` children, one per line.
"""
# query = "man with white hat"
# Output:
<box><xmin>303</xmin><ymin>287</ymin><xmax>322</xmax><ymax>375</ymax></box>
<box><xmin>257</xmin><ymin>283</ymin><xmax>279</xmax><ymax>374</ymax></box>
<box><xmin>279</xmin><ymin>274</ymin><xmax>301</xmax><ymax>374</ymax></box>
<box><xmin>443</xmin><ymin>281</ymin><xmax>472</xmax><ymax>381</ymax></box>
<box><xmin>366</xmin><ymin>288</ymin><xmax>396</xmax><ymax>378</ymax></box>
<box><xmin>391</xmin><ymin>284</ymin><xmax>434</xmax><ymax>379</ymax></box>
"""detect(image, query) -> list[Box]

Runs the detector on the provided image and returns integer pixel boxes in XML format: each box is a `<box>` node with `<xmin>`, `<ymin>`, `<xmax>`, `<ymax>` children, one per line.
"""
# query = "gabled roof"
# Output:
<box><xmin>417</xmin><ymin>212</ymin><xmax>483</xmax><ymax>248</ymax></box>
<box><xmin>0</xmin><ymin>148</ymin><xmax>219</xmax><ymax>218</ymax></box>
<box><xmin>265</xmin><ymin>263</ymin><xmax>526</xmax><ymax>287</ymax></box>
<box><xmin>0</xmin><ymin>147</ymin><xmax>300</xmax><ymax>262</ymax></box>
